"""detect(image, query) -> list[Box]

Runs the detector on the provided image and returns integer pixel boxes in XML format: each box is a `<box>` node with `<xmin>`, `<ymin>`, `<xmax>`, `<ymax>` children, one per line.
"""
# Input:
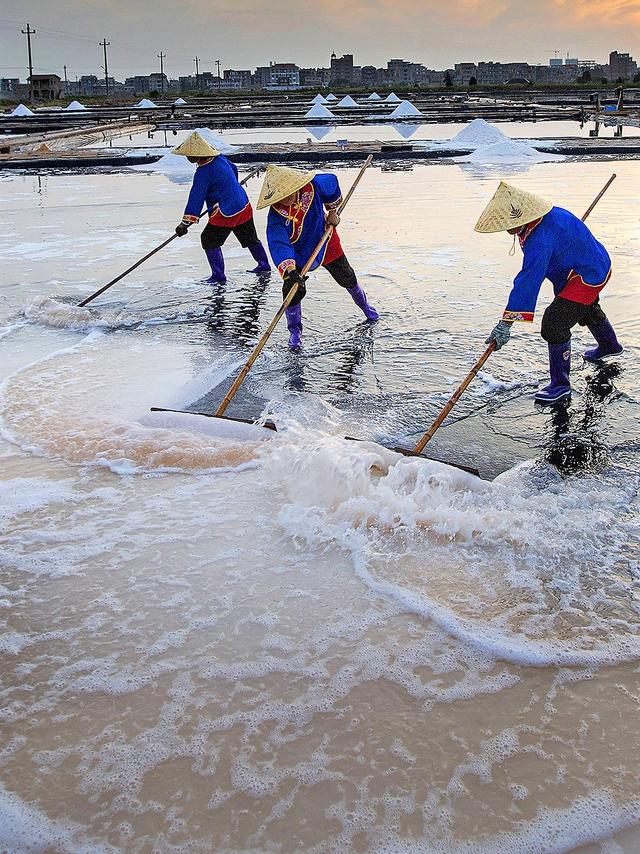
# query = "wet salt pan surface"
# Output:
<box><xmin>0</xmin><ymin>157</ymin><xmax>639</xmax><ymax>851</ymax></box>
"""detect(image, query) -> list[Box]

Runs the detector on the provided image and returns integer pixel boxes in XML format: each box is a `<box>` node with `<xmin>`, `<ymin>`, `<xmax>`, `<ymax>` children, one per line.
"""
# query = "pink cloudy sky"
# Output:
<box><xmin>1</xmin><ymin>0</ymin><xmax>639</xmax><ymax>78</ymax></box>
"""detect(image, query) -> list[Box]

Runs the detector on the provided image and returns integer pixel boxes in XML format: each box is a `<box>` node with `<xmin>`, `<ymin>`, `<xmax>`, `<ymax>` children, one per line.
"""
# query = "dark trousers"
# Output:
<box><xmin>322</xmin><ymin>254</ymin><xmax>357</xmax><ymax>289</ymax></box>
<box><xmin>541</xmin><ymin>296</ymin><xmax>608</xmax><ymax>345</ymax></box>
<box><xmin>201</xmin><ymin>216</ymin><xmax>260</xmax><ymax>250</ymax></box>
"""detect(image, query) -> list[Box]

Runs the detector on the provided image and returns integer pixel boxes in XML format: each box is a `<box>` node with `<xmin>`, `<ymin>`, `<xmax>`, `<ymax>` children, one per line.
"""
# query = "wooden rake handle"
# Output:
<box><xmin>214</xmin><ymin>155</ymin><xmax>374</xmax><ymax>418</ymax></box>
<box><xmin>78</xmin><ymin>166</ymin><xmax>263</xmax><ymax>307</ymax></box>
<box><xmin>412</xmin><ymin>172</ymin><xmax>617</xmax><ymax>454</ymax></box>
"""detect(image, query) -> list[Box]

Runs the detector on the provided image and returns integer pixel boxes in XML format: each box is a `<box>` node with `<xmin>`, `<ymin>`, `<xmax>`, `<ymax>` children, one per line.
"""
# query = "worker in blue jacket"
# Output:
<box><xmin>172</xmin><ymin>131</ymin><xmax>270</xmax><ymax>283</ymax></box>
<box><xmin>476</xmin><ymin>182</ymin><xmax>622</xmax><ymax>405</ymax></box>
<box><xmin>256</xmin><ymin>165</ymin><xmax>378</xmax><ymax>350</ymax></box>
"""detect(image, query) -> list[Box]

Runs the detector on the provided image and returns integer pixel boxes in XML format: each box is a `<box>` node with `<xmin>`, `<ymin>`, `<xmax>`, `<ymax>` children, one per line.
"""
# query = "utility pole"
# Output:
<box><xmin>157</xmin><ymin>51</ymin><xmax>166</xmax><ymax>93</ymax></box>
<box><xmin>21</xmin><ymin>24</ymin><xmax>36</xmax><ymax>103</ymax></box>
<box><xmin>194</xmin><ymin>56</ymin><xmax>200</xmax><ymax>90</ymax></box>
<box><xmin>215</xmin><ymin>59</ymin><xmax>221</xmax><ymax>91</ymax></box>
<box><xmin>100</xmin><ymin>38</ymin><xmax>110</xmax><ymax>97</ymax></box>
<box><xmin>63</xmin><ymin>64</ymin><xmax>68</xmax><ymax>94</ymax></box>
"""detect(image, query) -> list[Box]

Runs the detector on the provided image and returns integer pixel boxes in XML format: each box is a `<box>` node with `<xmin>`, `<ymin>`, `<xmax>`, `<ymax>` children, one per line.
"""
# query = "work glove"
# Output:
<box><xmin>174</xmin><ymin>221</ymin><xmax>189</xmax><ymax>237</ymax></box>
<box><xmin>282</xmin><ymin>270</ymin><xmax>307</xmax><ymax>306</ymax></box>
<box><xmin>485</xmin><ymin>319</ymin><xmax>513</xmax><ymax>350</ymax></box>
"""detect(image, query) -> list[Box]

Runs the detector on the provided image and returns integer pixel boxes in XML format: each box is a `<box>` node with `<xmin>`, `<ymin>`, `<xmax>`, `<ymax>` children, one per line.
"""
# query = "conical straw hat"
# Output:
<box><xmin>474</xmin><ymin>182</ymin><xmax>553</xmax><ymax>233</ymax></box>
<box><xmin>171</xmin><ymin>131</ymin><xmax>220</xmax><ymax>158</ymax></box>
<box><xmin>257</xmin><ymin>164</ymin><xmax>316</xmax><ymax>209</ymax></box>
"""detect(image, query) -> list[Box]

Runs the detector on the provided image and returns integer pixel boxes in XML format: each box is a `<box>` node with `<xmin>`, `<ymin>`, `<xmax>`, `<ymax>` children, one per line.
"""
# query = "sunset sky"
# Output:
<box><xmin>1</xmin><ymin>0</ymin><xmax>639</xmax><ymax>79</ymax></box>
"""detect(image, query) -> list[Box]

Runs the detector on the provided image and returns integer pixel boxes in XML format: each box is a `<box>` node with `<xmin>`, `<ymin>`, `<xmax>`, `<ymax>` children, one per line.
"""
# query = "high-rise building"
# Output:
<box><xmin>330</xmin><ymin>53</ymin><xmax>354</xmax><ymax>85</ymax></box>
<box><xmin>609</xmin><ymin>51</ymin><xmax>637</xmax><ymax>79</ymax></box>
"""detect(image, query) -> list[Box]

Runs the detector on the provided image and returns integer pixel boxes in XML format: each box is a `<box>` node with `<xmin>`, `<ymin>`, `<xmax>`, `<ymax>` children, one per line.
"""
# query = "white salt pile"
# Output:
<box><xmin>463</xmin><ymin>138</ymin><xmax>564</xmax><ymax>164</ymax></box>
<box><xmin>389</xmin><ymin>100</ymin><xmax>423</xmax><ymax>118</ymax></box>
<box><xmin>438</xmin><ymin>118</ymin><xmax>564</xmax><ymax>163</ymax></box>
<box><xmin>367</xmin><ymin>92</ymin><xmax>382</xmax><ymax>101</ymax></box>
<box><xmin>65</xmin><ymin>101</ymin><xmax>87</xmax><ymax>111</ymax></box>
<box><xmin>174</xmin><ymin>97</ymin><xmax>187</xmax><ymax>106</ymax></box>
<box><xmin>450</xmin><ymin>118</ymin><xmax>511</xmax><ymax>147</ymax></box>
<box><xmin>135</xmin><ymin>98</ymin><xmax>157</xmax><ymax>109</ymax></box>
<box><xmin>310</xmin><ymin>93</ymin><xmax>328</xmax><ymax>105</ymax></box>
<box><xmin>304</xmin><ymin>104</ymin><xmax>335</xmax><ymax>120</ymax></box>
<box><xmin>9</xmin><ymin>104</ymin><xmax>34</xmax><ymax>117</ymax></box>
<box><xmin>130</xmin><ymin>127</ymin><xmax>238</xmax><ymax>174</ymax></box>
<box><xmin>325</xmin><ymin>93</ymin><xmax>338</xmax><ymax>101</ymax></box>
<box><xmin>385</xmin><ymin>92</ymin><xmax>401</xmax><ymax>103</ymax></box>
<box><xmin>337</xmin><ymin>95</ymin><xmax>358</xmax><ymax>108</ymax></box>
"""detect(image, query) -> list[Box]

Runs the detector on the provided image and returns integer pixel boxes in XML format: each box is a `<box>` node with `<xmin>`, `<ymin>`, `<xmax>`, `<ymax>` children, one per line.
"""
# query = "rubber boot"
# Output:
<box><xmin>534</xmin><ymin>341</ymin><xmax>572</xmax><ymax>406</ymax></box>
<box><xmin>584</xmin><ymin>319</ymin><xmax>623</xmax><ymax>362</ymax></box>
<box><xmin>347</xmin><ymin>284</ymin><xmax>379</xmax><ymax>321</ymax></box>
<box><xmin>204</xmin><ymin>247</ymin><xmax>226</xmax><ymax>284</ymax></box>
<box><xmin>247</xmin><ymin>242</ymin><xmax>271</xmax><ymax>274</ymax></box>
<box><xmin>285</xmin><ymin>303</ymin><xmax>302</xmax><ymax>351</ymax></box>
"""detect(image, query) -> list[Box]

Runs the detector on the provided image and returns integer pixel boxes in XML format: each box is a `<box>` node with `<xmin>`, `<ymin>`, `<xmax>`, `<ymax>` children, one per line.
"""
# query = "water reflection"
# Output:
<box><xmin>204</xmin><ymin>274</ymin><xmax>272</xmax><ymax>344</ymax></box>
<box><xmin>544</xmin><ymin>362</ymin><xmax>623</xmax><ymax>475</ymax></box>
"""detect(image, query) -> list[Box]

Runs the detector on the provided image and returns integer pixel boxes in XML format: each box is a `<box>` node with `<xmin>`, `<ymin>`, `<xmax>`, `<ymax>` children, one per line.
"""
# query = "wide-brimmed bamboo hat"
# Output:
<box><xmin>474</xmin><ymin>182</ymin><xmax>553</xmax><ymax>233</ymax></box>
<box><xmin>257</xmin><ymin>165</ymin><xmax>316</xmax><ymax>209</ymax></box>
<box><xmin>171</xmin><ymin>131</ymin><xmax>220</xmax><ymax>158</ymax></box>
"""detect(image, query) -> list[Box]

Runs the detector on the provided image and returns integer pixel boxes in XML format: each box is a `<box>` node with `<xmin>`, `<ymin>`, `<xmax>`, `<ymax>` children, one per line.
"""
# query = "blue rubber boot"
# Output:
<box><xmin>584</xmin><ymin>319</ymin><xmax>623</xmax><ymax>362</ymax></box>
<box><xmin>534</xmin><ymin>341</ymin><xmax>572</xmax><ymax>406</ymax></box>
<box><xmin>247</xmin><ymin>242</ymin><xmax>271</xmax><ymax>274</ymax></box>
<box><xmin>285</xmin><ymin>304</ymin><xmax>302</xmax><ymax>351</ymax></box>
<box><xmin>204</xmin><ymin>247</ymin><xmax>226</xmax><ymax>284</ymax></box>
<box><xmin>347</xmin><ymin>284</ymin><xmax>379</xmax><ymax>321</ymax></box>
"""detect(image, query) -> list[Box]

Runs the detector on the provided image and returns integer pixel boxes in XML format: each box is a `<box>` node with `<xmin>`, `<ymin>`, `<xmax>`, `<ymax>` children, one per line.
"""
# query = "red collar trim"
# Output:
<box><xmin>518</xmin><ymin>217</ymin><xmax>543</xmax><ymax>248</ymax></box>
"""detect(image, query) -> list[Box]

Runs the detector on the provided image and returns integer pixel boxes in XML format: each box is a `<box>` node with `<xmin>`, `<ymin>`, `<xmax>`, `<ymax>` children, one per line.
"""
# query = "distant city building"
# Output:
<box><xmin>299</xmin><ymin>67</ymin><xmax>331</xmax><ymax>88</ymax></box>
<box><xmin>255</xmin><ymin>62</ymin><xmax>300</xmax><ymax>90</ymax></box>
<box><xmin>223</xmin><ymin>69</ymin><xmax>253</xmax><ymax>90</ymax></box>
<box><xmin>28</xmin><ymin>73</ymin><xmax>62</xmax><ymax>100</ymax></box>
<box><xmin>330</xmin><ymin>53</ymin><xmax>354</xmax><ymax>85</ymax></box>
<box><xmin>0</xmin><ymin>78</ymin><xmax>19</xmax><ymax>98</ymax></box>
<box><xmin>549</xmin><ymin>58</ymin><xmax>563</xmax><ymax>67</ymax></box>
<box><xmin>609</xmin><ymin>51</ymin><xmax>637</xmax><ymax>79</ymax></box>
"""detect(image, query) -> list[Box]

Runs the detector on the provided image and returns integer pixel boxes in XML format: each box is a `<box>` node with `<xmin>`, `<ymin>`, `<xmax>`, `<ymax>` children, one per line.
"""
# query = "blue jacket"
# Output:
<box><xmin>266</xmin><ymin>174</ymin><xmax>342</xmax><ymax>277</ymax></box>
<box><xmin>504</xmin><ymin>206</ymin><xmax>611</xmax><ymax>322</ymax></box>
<box><xmin>183</xmin><ymin>155</ymin><xmax>249</xmax><ymax>221</ymax></box>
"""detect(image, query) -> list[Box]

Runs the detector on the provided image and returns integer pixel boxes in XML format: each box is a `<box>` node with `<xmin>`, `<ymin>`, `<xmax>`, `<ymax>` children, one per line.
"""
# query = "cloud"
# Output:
<box><xmin>551</xmin><ymin>0</ymin><xmax>640</xmax><ymax>26</ymax></box>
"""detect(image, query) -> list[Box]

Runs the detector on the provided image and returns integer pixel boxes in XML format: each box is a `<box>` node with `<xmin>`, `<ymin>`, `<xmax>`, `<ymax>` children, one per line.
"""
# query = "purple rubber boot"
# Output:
<box><xmin>534</xmin><ymin>341</ymin><xmax>572</xmax><ymax>406</ymax></box>
<box><xmin>285</xmin><ymin>303</ymin><xmax>302</xmax><ymax>351</ymax></box>
<box><xmin>204</xmin><ymin>247</ymin><xmax>226</xmax><ymax>284</ymax></box>
<box><xmin>347</xmin><ymin>284</ymin><xmax>379</xmax><ymax>321</ymax></box>
<box><xmin>247</xmin><ymin>242</ymin><xmax>271</xmax><ymax>274</ymax></box>
<box><xmin>584</xmin><ymin>319</ymin><xmax>623</xmax><ymax>362</ymax></box>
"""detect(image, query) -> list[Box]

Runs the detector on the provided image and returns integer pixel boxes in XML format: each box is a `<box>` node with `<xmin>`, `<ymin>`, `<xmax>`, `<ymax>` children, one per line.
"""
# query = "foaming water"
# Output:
<box><xmin>1</xmin><ymin>161</ymin><xmax>639</xmax><ymax>852</ymax></box>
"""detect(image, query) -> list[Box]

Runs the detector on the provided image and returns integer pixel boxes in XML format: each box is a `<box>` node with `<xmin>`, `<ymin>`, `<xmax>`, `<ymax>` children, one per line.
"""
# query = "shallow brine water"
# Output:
<box><xmin>0</xmin><ymin>155</ymin><xmax>639</xmax><ymax>852</ymax></box>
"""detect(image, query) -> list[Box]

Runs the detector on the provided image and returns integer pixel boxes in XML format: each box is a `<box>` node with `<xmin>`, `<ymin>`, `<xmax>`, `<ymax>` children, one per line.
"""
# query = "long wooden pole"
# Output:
<box><xmin>412</xmin><ymin>173</ymin><xmax>617</xmax><ymax>455</ymax></box>
<box><xmin>214</xmin><ymin>155</ymin><xmax>374</xmax><ymax>418</ymax></box>
<box><xmin>78</xmin><ymin>167</ymin><xmax>262</xmax><ymax>307</ymax></box>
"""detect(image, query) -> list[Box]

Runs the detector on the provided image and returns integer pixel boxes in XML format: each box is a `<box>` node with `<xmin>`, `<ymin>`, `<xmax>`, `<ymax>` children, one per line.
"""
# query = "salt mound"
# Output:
<box><xmin>325</xmin><ymin>93</ymin><xmax>338</xmax><ymax>101</ymax></box>
<box><xmin>385</xmin><ymin>92</ymin><xmax>401</xmax><ymax>103</ymax></box>
<box><xmin>9</xmin><ymin>103</ymin><xmax>34</xmax><ymax>117</ymax></box>
<box><xmin>367</xmin><ymin>92</ymin><xmax>382</xmax><ymax>101</ymax></box>
<box><xmin>337</xmin><ymin>95</ymin><xmax>358</xmax><ymax>108</ymax></box>
<box><xmin>304</xmin><ymin>104</ymin><xmax>335</xmax><ymax>120</ymax></box>
<box><xmin>389</xmin><ymin>100</ymin><xmax>423</xmax><ymax>118</ymax></box>
<box><xmin>451</xmin><ymin>118</ymin><xmax>510</xmax><ymax>147</ymax></box>
<box><xmin>131</xmin><ymin>127</ymin><xmax>238</xmax><ymax>173</ymax></box>
<box><xmin>135</xmin><ymin>98</ymin><xmax>157</xmax><ymax>109</ymax></box>
<box><xmin>65</xmin><ymin>100</ymin><xmax>87</xmax><ymax>111</ymax></box>
<box><xmin>310</xmin><ymin>93</ymin><xmax>328</xmax><ymax>105</ymax></box>
<box><xmin>174</xmin><ymin>97</ymin><xmax>187</xmax><ymax>105</ymax></box>
<box><xmin>462</xmin><ymin>138</ymin><xmax>565</xmax><ymax>164</ymax></box>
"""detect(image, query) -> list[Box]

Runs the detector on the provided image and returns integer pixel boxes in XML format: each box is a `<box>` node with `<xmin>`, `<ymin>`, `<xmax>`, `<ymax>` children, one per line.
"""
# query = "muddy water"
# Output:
<box><xmin>1</xmin><ymin>157</ymin><xmax>639</xmax><ymax>852</ymax></box>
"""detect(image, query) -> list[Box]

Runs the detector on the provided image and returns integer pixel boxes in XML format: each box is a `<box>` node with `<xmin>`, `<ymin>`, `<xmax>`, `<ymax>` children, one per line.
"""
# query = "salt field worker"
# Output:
<box><xmin>256</xmin><ymin>165</ymin><xmax>378</xmax><ymax>350</ymax></box>
<box><xmin>173</xmin><ymin>131</ymin><xmax>271</xmax><ymax>283</ymax></box>
<box><xmin>476</xmin><ymin>182</ymin><xmax>623</xmax><ymax>406</ymax></box>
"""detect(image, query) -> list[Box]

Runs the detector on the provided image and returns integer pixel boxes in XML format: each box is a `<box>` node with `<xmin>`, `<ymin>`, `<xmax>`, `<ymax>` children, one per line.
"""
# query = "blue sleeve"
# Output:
<box><xmin>183</xmin><ymin>166</ymin><xmax>209</xmax><ymax>220</ymax></box>
<box><xmin>230</xmin><ymin>160</ymin><xmax>239</xmax><ymax>179</ymax></box>
<box><xmin>267</xmin><ymin>210</ymin><xmax>296</xmax><ymax>277</ymax></box>
<box><xmin>314</xmin><ymin>174</ymin><xmax>342</xmax><ymax>208</ymax></box>
<box><xmin>503</xmin><ymin>231</ymin><xmax>554</xmax><ymax>322</ymax></box>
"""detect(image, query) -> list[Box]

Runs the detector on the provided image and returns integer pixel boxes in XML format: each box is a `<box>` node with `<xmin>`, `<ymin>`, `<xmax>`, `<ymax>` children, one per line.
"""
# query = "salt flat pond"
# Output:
<box><xmin>1</xmin><ymin>154</ymin><xmax>639</xmax><ymax>851</ymax></box>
